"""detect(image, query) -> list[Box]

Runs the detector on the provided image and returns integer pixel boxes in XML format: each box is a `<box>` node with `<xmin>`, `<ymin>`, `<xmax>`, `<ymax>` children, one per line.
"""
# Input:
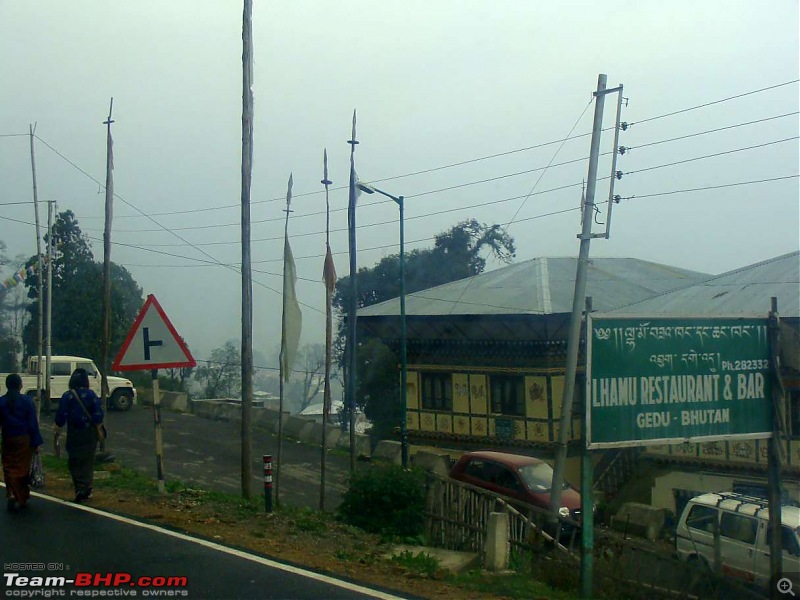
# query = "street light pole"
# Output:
<box><xmin>357</xmin><ymin>182</ymin><xmax>409</xmax><ymax>467</ymax></box>
<box><xmin>397</xmin><ymin>195</ymin><xmax>408</xmax><ymax>468</ymax></box>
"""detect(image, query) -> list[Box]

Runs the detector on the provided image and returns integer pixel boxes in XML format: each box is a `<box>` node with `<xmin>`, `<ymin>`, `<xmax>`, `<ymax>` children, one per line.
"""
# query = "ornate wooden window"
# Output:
<box><xmin>490</xmin><ymin>375</ymin><xmax>525</xmax><ymax>416</ymax></box>
<box><xmin>421</xmin><ymin>373</ymin><xmax>452</xmax><ymax>411</ymax></box>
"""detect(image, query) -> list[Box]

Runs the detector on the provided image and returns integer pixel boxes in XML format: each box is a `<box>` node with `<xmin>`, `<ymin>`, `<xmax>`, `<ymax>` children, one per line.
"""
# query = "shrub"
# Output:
<box><xmin>338</xmin><ymin>464</ymin><xmax>426</xmax><ymax>538</ymax></box>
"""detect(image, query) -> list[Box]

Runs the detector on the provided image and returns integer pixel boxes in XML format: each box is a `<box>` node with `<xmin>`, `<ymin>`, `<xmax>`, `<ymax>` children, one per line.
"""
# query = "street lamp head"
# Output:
<box><xmin>356</xmin><ymin>181</ymin><xmax>376</xmax><ymax>194</ymax></box>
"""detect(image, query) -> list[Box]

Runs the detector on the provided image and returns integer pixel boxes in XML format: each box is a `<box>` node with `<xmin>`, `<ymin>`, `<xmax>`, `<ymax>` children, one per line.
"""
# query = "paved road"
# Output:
<box><xmin>0</xmin><ymin>492</ymin><xmax>412</xmax><ymax>600</ymax></box>
<box><xmin>47</xmin><ymin>404</ymin><xmax>352</xmax><ymax>511</ymax></box>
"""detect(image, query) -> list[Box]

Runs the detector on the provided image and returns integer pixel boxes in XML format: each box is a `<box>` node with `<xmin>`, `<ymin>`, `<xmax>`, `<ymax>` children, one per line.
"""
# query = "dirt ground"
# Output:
<box><xmin>36</xmin><ymin>469</ymin><xmax>512</xmax><ymax>600</ymax></box>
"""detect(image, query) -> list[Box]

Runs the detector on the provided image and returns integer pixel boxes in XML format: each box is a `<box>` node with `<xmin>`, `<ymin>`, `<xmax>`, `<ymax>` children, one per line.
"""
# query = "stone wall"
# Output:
<box><xmin>188</xmin><ymin>399</ymin><xmax>371</xmax><ymax>458</ymax></box>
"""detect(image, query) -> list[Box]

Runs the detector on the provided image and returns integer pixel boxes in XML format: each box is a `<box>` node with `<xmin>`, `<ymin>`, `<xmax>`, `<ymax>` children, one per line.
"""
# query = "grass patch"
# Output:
<box><xmin>390</xmin><ymin>550</ymin><xmax>440</xmax><ymax>578</ymax></box>
<box><xmin>281</xmin><ymin>505</ymin><xmax>331</xmax><ymax>534</ymax></box>
<box><xmin>454</xmin><ymin>570</ymin><xmax>579</xmax><ymax>600</ymax></box>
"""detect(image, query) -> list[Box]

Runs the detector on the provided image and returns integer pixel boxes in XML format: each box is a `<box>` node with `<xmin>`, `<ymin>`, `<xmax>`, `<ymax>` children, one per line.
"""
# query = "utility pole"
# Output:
<box><xmin>239</xmin><ymin>0</ymin><xmax>255</xmax><ymax>499</ymax></box>
<box><xmin>550</xmin><ymin>73</ymin><xmax>610</xmax><ymax>513</ymax></box>
<box><xmin>45</xmin><ymin>201</ymin><xmax>54</xmax><ymax>409</ymax></box>
<box><xmin>29</xmin><ymin>124</ymin><xmax>44</xmax><ymax>414</ymax></box>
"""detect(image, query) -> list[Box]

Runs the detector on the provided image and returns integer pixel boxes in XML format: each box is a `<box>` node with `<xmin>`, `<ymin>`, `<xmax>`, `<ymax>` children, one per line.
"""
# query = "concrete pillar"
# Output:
<box><xmin>484</xmin><ymin>511</ymin><xmax>509</xmax><ymax>571</ymax></box>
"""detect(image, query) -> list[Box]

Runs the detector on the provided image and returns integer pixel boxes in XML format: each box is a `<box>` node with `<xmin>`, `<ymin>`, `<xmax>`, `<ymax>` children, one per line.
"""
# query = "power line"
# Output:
<box><xmin>618</xmin><ymin>174</ymin><xmax>799</xmax><ymax>201</ymax></box>
<box><xmin>45</xmin><ymin>78</ymin><xmax>799</xmax><ymax>221</ymax></box>
<box><xmin>78</xmin><ymin>110</ymin><xmax>798</xmax><ymax>235</ymax></box>
<box><xmin>627</xmin><ymin>79</ymin><xmax>799</xmax><ymax>127</ymax></box>
<box><xmin>83</xmin><ymin>130</ymin><xmax>799</xmax><ymax>249</ymax></box>
<box><xmin>624</xmin><ymin>136</ymin><xmax>798</xmax><ymax>177</ymax></box>
<box><xmin>13</xmin><ymin>137</ymin><xmax>322</xmax><ymax>313</ymax></box>
<box><xmin>622</xmin><ymin>111</ymin><xmax>798</xmax><ymax>153</ymax></box>
<box><xmin>7</xmin><ymin>84</ymin><xmax>794</xmax><ymax>287</ymax></box>
<box><xmin>503</xmin><ymin>98</ymin><xmax>594</xmax><ymax>230</ymax></box>
<box><xmin>110</xmin><ymin>173</ymin><xmax>798</xmax><ymax>288</ymax></box>
<box><xmin>32</xmin><ymin>135</ymin><xmax>297</xmax><ymax>306</ymax></box>
<box><xmin>6</xmin><ymin>132</ymin><xmax>795</xmax><ymax>261</ymax></box>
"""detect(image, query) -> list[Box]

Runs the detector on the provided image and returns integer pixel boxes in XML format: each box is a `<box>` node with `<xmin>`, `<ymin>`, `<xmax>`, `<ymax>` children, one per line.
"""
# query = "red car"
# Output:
<box><xmin>448</xmin><ymin>450</ymin><xmax>582</xmax><ymax>521</ymax></box>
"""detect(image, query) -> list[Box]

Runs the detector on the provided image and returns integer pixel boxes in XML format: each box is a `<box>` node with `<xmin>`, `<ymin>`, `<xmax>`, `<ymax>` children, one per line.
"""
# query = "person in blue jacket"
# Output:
<box><xmin>0</xmin><ymin>373</ymin><xmax>44</xmax><ymax>511</ymax></box>
<box><xmin>54</xmin><ymin>368</ymin><xmax>104</xmax><ymax>502</ymax></box>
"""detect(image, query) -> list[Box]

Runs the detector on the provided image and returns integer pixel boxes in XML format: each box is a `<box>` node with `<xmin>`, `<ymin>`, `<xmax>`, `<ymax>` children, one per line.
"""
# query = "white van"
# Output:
<box><xmin>676</xmin><ymin>492</ymin><xmax>800</xmax><ymax>590</ymax></box>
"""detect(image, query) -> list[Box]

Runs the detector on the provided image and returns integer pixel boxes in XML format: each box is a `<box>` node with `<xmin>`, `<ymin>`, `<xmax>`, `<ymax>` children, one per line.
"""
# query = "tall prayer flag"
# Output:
<box><xmin>280</xmin><ymin>174</ymin><xmax>302</xmax><ymax>382</ymax></box>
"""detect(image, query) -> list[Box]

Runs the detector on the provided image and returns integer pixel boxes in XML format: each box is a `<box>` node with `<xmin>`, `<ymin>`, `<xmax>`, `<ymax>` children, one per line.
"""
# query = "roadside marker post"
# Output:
<box><xmin>263</xmin><ymin>455</ymin><xmax>273</xmax><ymax>513</ymax></box>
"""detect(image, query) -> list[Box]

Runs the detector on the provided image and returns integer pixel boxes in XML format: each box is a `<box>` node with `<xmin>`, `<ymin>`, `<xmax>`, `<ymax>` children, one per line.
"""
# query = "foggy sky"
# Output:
<box><xmin>1</xmin><ymin>1</ymin><xmax>798</xmax><ymax>363</ymax></box>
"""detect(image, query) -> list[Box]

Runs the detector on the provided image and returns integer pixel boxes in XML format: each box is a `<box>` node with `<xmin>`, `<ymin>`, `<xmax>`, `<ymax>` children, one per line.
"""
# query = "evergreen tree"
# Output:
<box><xmin>21</xmin><ymin>210</ymin><xmax>144</xmax><ymax>362</ymax></box>
<box><xmin>333</xmin><ymin>219</ymin><xmax>515</xmax><ymax>438</ymax></box>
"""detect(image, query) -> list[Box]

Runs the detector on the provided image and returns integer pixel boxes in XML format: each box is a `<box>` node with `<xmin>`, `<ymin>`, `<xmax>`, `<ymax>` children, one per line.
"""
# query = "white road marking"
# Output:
<box><xmin>5</xmin><ymin>485</ymin><xmax>408</xmax><ymax>600</ymax></box>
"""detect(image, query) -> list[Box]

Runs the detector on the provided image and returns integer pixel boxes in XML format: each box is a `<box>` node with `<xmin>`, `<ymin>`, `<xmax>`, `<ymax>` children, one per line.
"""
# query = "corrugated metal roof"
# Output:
<box><xmin>358</xmin><ymin>257</ymin><xmax>710</xmax><ymax>318</ymax></box>
<box><xmin>608</xmin><ymin>252</ymin><xmax>800</xmax><ymax>318</ymax></box>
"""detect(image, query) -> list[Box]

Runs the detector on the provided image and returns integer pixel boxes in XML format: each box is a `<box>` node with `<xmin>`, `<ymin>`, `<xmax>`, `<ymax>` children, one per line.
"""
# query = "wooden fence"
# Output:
<box><xmin>423</xmin><ymin>474</ymin><xmax>766</xmax><ymax>599</ymax></box>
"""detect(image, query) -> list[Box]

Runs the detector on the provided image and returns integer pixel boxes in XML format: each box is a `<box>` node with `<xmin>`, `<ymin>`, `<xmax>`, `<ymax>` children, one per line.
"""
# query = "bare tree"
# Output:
<box><xmin>297</xmin><ymin>343</ymin><xmax>325</xmax><ymax>412</ymax></box>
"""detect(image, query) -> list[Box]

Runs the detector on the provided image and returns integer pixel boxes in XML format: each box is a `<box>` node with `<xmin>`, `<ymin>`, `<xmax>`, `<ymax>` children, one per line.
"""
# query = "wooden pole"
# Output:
<box><xmin>276</xmin><ymin>176</ymin><xmax>293</xmax><ymax>508</ymax></box>
<box><xmin>239</xmin><ymin>0</ymin><xmax>254</xmax><ymax>500</ymax></box>
<box><xmin>100</xmin><ymin>98</ymin><xmax>114</xmax><ymax>458</ymax></box>
<box><xmin>320</xmin><ymin>149</ymin><xmax>333</xmax><ymax>511</ymax></box>
<box><xmin>45</xmin><ymin>201</ymin><xmax>53</xmax><ymax>409</ymax></box>
<box><xmin>346</xmin><ymin>111</ymin><xmax>359</xmax><ymax>474</ymax></box>
<box><xmin>29</xmin><ymin>124</ymin><xmax>44</xmax><ymax>415</ymax></box>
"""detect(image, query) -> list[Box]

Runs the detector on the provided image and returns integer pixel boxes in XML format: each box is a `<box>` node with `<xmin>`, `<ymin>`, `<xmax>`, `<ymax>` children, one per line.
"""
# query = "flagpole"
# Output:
<box><xmin>240</xmin><ymin>0</ymin><xmax>255</xmax><ymax>500</ymax></box>
<box><xmin>346</xmin><ymin>111</ymin><xmax>360</xmax><ymax>473</ymax></box>
<box><xmin>96</xmin><ymin>98</ymin><xmax>115</xmax><ymax>461</ymax></box>
<box><xmin>101</xmin><ymin>98</ymin><xmax>114</xmax><ymax>421</ymax></box>
<box><xmin>277</xmin><ymin>174</ymin><xmax>294</xmax><ymax>507</ymax></box>
<box><xmin>320</xmin><ymin>149</ymin><xmax>334</xmax><ymax>511</ymax></box>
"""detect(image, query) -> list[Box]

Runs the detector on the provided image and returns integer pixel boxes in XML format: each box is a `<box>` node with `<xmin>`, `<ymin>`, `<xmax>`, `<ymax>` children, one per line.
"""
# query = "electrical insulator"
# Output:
<box><xmin>615</xmin><ymin>171</ymin><xmax>624</xmax><ymax>180</ymax></box>
<box><xmin>620</xmin><ymin>122</ymin><xmax>629</xmax><ymax>131</ymax></box>
<box><xmin>613</xmin><ymin>195</ymin><xmax>622</xmax><ymax>204</ymax></box>
<box><xmin>618</xmin><ymin>146</ymin><xmax>627</xmax><ymax>155</ymax></box>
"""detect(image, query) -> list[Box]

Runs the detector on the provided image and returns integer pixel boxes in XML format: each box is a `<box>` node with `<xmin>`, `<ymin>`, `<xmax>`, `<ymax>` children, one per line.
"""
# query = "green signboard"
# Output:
<box><xmin>587</xmin><ymin>316</ymin><xmax>773</xmax><ymax>449</ymax></box>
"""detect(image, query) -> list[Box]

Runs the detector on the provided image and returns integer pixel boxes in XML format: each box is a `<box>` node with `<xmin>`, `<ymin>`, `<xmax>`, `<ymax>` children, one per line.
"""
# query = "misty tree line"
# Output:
<box><xmin>0</xmin><ymin>211</ymin><xmax>514</xmax><ymax>435</ymax></box>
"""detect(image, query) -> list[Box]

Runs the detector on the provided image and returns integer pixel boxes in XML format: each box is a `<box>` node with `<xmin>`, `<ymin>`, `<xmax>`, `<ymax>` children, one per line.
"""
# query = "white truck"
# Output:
<box><xmin>4</xmin><ymin>355</ymin><xmax>137</xmax><ymax>411</ymax></box>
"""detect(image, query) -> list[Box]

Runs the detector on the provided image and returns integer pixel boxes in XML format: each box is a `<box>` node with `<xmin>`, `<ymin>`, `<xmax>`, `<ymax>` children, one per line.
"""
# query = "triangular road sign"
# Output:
<box><xmin>113</xmin><ymin>294</ymin><xmax>196</xmax><ymax>371</ymax></box>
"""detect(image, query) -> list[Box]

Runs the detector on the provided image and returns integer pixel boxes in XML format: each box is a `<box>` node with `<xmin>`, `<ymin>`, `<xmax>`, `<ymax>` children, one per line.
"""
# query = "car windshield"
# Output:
<box><xmin>518</xmin><ymin>462</ymin><xmax>568</xmax><ymax>492</ymax></box>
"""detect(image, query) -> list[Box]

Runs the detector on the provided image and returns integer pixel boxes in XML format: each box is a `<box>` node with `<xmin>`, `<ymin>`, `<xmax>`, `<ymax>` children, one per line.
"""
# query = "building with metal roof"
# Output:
<box><xmin>354</xmin><ymin>253</ymin><xmax>799</xmax><ymax>506</ymax></box>
<box><xmin>607</xmin><ymin>251</ymin><xmax>799</xmax><ymax>319</ymax></box>
<box><xmin>355</xmin><ymin>257</ymin><xmax>709</xmax><ymax>467</ymax></box>
<box><xmin>359</xmin><ymin>256</ymin><xmax>709</xmax><ymax>347</ymax></box>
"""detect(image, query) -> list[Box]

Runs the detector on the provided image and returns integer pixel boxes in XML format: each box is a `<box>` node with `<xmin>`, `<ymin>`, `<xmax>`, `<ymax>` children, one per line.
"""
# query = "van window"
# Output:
<box><xmin>767</xmin><ymin>525</ymin><xmax>800</xmax><ymax>557</ymax></box>
<box><xmin>51</xmin><ymin>362</ymin><xmax>72</xmax><ymax>376</ymax></box>
<box><xmin>720</xmin><ymin>513</ymin><xmax>757</xmax><ymax>544</ymax></box>
<box><xmin>77</xmin><ymin>362</ymin><xmax>96</xmax><ymax>376</ymax></box>
<box><xmin>686</xmin><ymin>505</ymin><xmax>717</xmax><ymax>533</ymax></box>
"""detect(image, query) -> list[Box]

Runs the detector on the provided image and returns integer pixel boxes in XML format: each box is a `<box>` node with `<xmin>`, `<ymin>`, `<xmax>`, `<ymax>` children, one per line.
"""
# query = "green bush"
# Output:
<box><xmin>338</xmin><ymin>464</ymin><xmax>426</xmax><ymax>538</ymax></box>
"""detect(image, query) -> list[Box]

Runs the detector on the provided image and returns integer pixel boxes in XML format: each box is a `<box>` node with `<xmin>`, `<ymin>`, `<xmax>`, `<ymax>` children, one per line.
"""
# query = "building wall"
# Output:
<box><xmin>650</xmin><ymin>468</ymin><xmax>766</xmax><ymax>517</ymax></box>
<box><xmin>405</xmin><ymin>366</ymin><xmax>582</xmax><ymax>446</ymax></box>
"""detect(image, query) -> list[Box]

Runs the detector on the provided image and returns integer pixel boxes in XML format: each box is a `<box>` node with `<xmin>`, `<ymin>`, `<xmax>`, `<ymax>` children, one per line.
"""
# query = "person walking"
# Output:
<box><xmin>54</xmin><ymin>368</ymin><xmax>104</xmax><ymax>502</ymax></box>
<box><xmin>0</xmin><ymin>373</ymin><xmax>44</xmax><ymax>511</ymax></box>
